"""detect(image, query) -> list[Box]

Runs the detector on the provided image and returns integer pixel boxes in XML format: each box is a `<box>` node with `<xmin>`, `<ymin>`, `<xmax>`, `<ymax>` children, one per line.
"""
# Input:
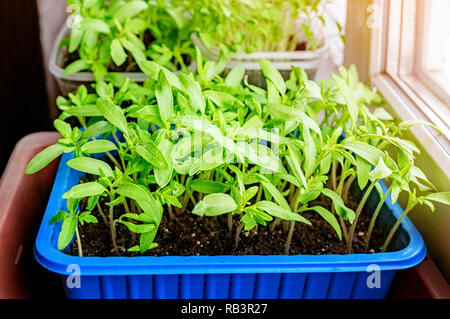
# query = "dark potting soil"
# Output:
<box><xmin>66</xmin><ymin>190</ymin><xmax>386</xmax><ymax>257</ymax></box>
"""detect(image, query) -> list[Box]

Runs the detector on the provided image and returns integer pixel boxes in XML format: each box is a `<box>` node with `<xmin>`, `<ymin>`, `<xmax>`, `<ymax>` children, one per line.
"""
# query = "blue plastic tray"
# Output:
<box><xmin>34</xmin><ymin>151</ymin><xmax>426</xmax><ymax>299</ymax></box>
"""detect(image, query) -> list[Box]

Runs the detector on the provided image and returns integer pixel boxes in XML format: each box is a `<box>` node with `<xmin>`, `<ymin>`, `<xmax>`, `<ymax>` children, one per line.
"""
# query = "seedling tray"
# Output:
<box><xmin>49</xmin><ymin>24</ymin><xmax>194</xmax><ymax>95</ymax></box>
<box><xmin>34</xmin><ymin>151</ymin><xmax>426</xmax><ymax>299</ymax></box>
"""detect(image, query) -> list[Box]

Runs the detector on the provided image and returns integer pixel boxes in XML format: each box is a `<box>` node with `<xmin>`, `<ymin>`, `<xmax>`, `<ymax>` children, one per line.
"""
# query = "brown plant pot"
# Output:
<box><xmin>0</xmin><ymin>132</ymin><xmax>61</xmax><ymax>299</ymax></box>
<box><xmin>389</xmin><ymin>254</ymin><xmax>450</xmax><ymax>299</ymax></box>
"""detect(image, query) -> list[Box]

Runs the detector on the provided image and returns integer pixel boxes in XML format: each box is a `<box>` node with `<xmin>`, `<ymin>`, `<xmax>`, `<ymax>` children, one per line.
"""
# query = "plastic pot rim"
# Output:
<box><xmin>191</xmin><ymin>33</ymin><xmax>329</xmax><ymax>62</ymax></box>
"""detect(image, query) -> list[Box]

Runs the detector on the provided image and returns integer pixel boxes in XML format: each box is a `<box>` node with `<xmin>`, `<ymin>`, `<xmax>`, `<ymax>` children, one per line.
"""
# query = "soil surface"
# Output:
<box><xmin>66</xmin><ymin>190</ymin><xmax>386</xmax><ymax>257</ymax></box>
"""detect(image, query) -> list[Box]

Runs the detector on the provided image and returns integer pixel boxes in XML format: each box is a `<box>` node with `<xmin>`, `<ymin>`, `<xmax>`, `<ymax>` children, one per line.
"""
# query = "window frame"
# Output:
<box><xmin>369</xmin><ymin>0</ymin><xmax>450</xmax><ymax>178</ymax></box>
<box><xmin>416</xmin><ymin>0</ymin><xmax>450</xmax><ymax>107</ymax></box>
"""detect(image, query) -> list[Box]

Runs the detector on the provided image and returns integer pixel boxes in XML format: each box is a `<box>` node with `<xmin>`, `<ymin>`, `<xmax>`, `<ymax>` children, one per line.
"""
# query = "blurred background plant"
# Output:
<box><xmin>183</xmin><ymin>0</ymin><xmax>343</xmax><ymax>53</ymax></box>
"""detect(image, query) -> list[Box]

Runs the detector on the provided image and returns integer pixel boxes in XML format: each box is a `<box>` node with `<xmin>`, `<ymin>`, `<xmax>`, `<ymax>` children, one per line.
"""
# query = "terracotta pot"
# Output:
<box><xmin>389</xmin><ymin>254</ymin><xmax>450</xmax><ymax>299</ymax></box>
<box><xmin>0</xmin><ymin>132</ymin><xmax>61</xmax><ymax>299</ymax></box>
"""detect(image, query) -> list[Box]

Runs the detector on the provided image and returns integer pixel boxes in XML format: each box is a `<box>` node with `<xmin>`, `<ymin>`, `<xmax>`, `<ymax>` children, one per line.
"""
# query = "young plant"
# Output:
<box><xmin>381</xmin><ymin>190</ymin><xmax>450</xmax><ymax>252</ymax></box>
<box><xmin>184</xmin><ymin>0</ymin><xmax>339</xmax><ymax>52</ymax></box>
<box><xmin>63</xmin><ymin>0</ymin><xmax>194</xmax><ymax>81</ymax></box>
<box><xmin>50</xmin><ymin>198</ymin><xmax>98</xmax><ymax>256</ymax></box>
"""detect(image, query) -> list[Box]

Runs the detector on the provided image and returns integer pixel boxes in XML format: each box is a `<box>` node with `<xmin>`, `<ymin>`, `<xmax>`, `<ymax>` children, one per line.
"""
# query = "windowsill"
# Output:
<box><xmin>372</xmin><ymin>73</ymin><xmax>450</xmax><ymax>180</ymax></box>
<box><xmin>417</xmin><ymin>70</ymin><xmax>450</xmax><ymax>106</ymax></box>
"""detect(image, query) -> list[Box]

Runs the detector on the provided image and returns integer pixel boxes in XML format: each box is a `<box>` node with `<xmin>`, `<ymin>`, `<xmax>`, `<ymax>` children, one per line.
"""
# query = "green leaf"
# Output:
<box><xmin>299</xmin><ymin>190</ymin><xmax>321</xmax><ymax>204</ymax></box>
<box><xmin>179</xmin><ymin>73</ymin><xmax>206</xmax><ymax>114</ymax></box>
<box><xmin>54</xmin><ymin>119</ymin><xmax>72</xmax><ymax>138</ymax></box>
<box><xmin>204</xmin><ymin>46</ymin><xmax>229</xmax><ymax>80</ymax></box>
<box><xmin>424</xmin><ymin>192</ymin><xmax>450</xmax><ymax>206</ymax></box>
<box><xmin>66</xmin><ymin>105</ymin><xmax>103</xmax><ymax>117</ymax></box>
<box><xmin>93</xmin><ymin>62</ymin><xmax>107</xmax><ymax>82</ymax></box>
<box><xmin>228</xmin><ymin>165</ymin><xmax>245</xmax><ymax>193</ymax></box>
<box><xmin>303</xmin><ymin>80</ymin><xmax>322</xmax><ymax>100</ymax></box>
<box><xmin>230</xmin><ymin>185</ymin><xmax>241</xmax><ymax>210</ymax></box>
<box><xmin>241</xmin><ymin>115</ymin><xmax>264</xmax><ymax>131</ymax></box>
<box><xmin>138</xmin><ymin>61</ymin><xmax>181</xmax><ymax>89</ymax></box>
<box><xmin>57</xmin><ymin>215</ymin><xmax>77</xmax><ymax>250</ymax></box>
<box><xmin>225</xmin><ymin>66</ymin><xmax>245</xmax><ymax>86</ymax></box>
<box><xmin>83</xmin><ymin>121</ymin><xmax>113</xmax><ymax>139</ymax></box>
<box><xmin>67</xmin><ymin>157</ymin><xmax>113</xmax><ymax>177</ymax></box>
<box><xmin>119</xmin><ymin>212</ymin><xmax>155</xmax><ymax>224</ymax></box>
<box><xmin>128</xmin><ymin>242</ymin><xmax>158</xmax><ymax>253</ymax></box>
<box><xmin>254</xmin><ymin>201</ymin><xmax>311</xmax><ymax>225</ymax></box>
<box><xmin>96</xmin><ymin>98</ymin><xmax>129</xmax><ymax>135</ymax></box>
<box><xmin>110</xmin><ymin>39</ymin><xmax>127</xmax><ymax>66</ymax></box>
<box><xmin>155</xmin><ymin>70</ymin><xmax>173</xmax><ymax>124</ymax></box>
<box><xmin>242</xmin><ymin>186</ymin><xmax>259</xmax><ymax>203</ymax></box>
<box><xmin>259</xmin><ymin>179</ymin><xmax>290</xmax><ymax>210</ymax></box>
<box><xmin>319</xmin><ymin>153</ymin><xmax>332</xmax><ymax>175</ymax></box>
<box><xmin>240</xmin><ymin>142</ymin><xmax>282</xmax><ymax>173</ymax></box>
<box><xmin>238</xmin><ymin>128</ymin><xmax>291</xmax><ymax>145</ymax></box>
<box><xmin>331</xmin><ymin>73</ymin><xmax>358</xmax><ymax>128</ymax></box>
<box><xmin>78</xmin><ymin>211</ymin><xmax>98</xmax><ymax>225</ymax></box>
<box><xmin>171</xmin><ymin>116</ymin><xmax>244</xmax><ymax>162</ymax></box>
<box><xmin>154</xmin><ymin>138</ymin><xmax>174</xmax><ymax>188</ymax></box>
<box><xmin>422</xmin><ymin>200</ymin><xmax>435</xmax><ymax>212</ymax></box>
<box><xmin>286</xmin><ymin>145</ymin><xmax>307</xmax><ymax>188</ymax></box>
<box><xmin>267</xmin><ymin>103</ymin><xmax>320</xmax><ymax>134</ymax></box>
<box><xmin>25</xmin><ymin>143</ymin><xmax>66</xmax><ymax>174</ymax></box>
<box><xmin>119</xmin><ymin>220</ymin><xmax>156</xmax><ymax>234</ymax></box>
<box><xmin>127</xmin><ymin>105</ymin><xmax>164</xmax><ymax>127</ymax></box>
<box><xmin>79</xmin><ymin>18</ymin><xmax>110</xmax><ymax>34</ymax></box>
<box><xmin>275</xmin><ymin>173</ymin><xmax>301</xmax><ymax>188</ymax></box>
<box><xmin>241</xmin><ymin>212</ymin><xmax>257</xmax><ymax>230</ymax></box>
<box><xmin>166</xmin><ymin>7</ymin><xmax>188</xmax><ymax>29</ymax></box>
<box><xmin>69</xmin><ymin>28</ymin><xmax>83</xmax><ymax>53</ymax></box>
<box><xmin>341</xmin><ymin>140</ymin><xmax>384</xmax><ymax>166</ymax></box>
<box><xmin>81</xmin><ymin>140</ymin><xmax>117</xmax><ymax>154</ymax></box>
<box><xmin>373</xmin><ymin>108</ymin><xmax>393</xmax><ymax>121</ymax></box>
<box><xmin>87</xmin><ymin>195</ymin><xmax>100</xmax><ymax>211</ymax></box>
<box><xmin>410</xmin><ymin>166</ymin><xmax>436</xmax><ymax>191</ymax></box>
<box><xmin>321</xmin><ymin>188</ymin><xmax>356</xmax><ymax>223</ymax></box>
<box><xmin>190</xmin><ymin>179</ymin><xmax>230</xmax><ymax>194</ymax></box>
<box><xmin>64</xmin><ymin>59</ymin><xmax>89</xmax><ymax>75</ymax></box>
<box><xmin>63</xmin><ymin>182</ymin><xmax>107</xmax><ymax>199</ymax></box>
<box><xmin>192</xmin><ymin>193</ymin><xmax>237</xmax><ymax>217</ymax></box>
<box><xmin>267</xmin><ymin>80</ymin><xmax>280</xmax><ymax>104</ymax></box>
<box><xmin>399</xmin><ymin>120</ymin><xmax>440</xmax><ymax>133</ymax></box>
<box><xmin>369</xmin><ymin>157</ymin><xmax>392</xmax><ymax>180</ymax></box>
<box><xmin>114</xmin><ymin>1</ymin><xmax>148</xmax><ymax>22</ymax></box>
<box><xmin>116</xmin><ymin>182</ymin><xmax>162</xmax><ymax>224</ymax></box>
<box><xmin>302</xmin><ymin>125</ymin><xmax>316</xmax><ymax>177</ymax></box>
<box><xmin>66</xmin><ymin>198</ymin><xmax>81</xmax><ymax>214</ymax></box>
<box><xmin>259</xmin><ymin>59</ymin><xmax>286</xmax><ymax>94</ymax></box>
<box><xmin>308</xmin><ymin>206</ymin><xmax>342</xmax><ymax>240</ymax></box>
<box><xmin>117</xmin><ymin>182</ymin><xmax>150</xmax><ymax>203</ymax></box>
<box><xmin>356</xmin><ymin>155</ymin><xmax>371</xmax><ymax>190</ymax></box>
<box><xmin>136</xmin><ymin>141</ymin><xmax>168</xmax><ymax>169</ymax></box>
<box><xmin>204</xmin><ymin>90</ymin><xmax>243</xmax><ymax>108</ymax></box>
<box><xmin>49</xmin><ymin>210</ymin><xmax>68</xmax><ymax>224</ymax></box>
<box><xmin>139</xmin><ymin>228</ymin><xmax>158</xmax><ymax>253</ymax></box>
